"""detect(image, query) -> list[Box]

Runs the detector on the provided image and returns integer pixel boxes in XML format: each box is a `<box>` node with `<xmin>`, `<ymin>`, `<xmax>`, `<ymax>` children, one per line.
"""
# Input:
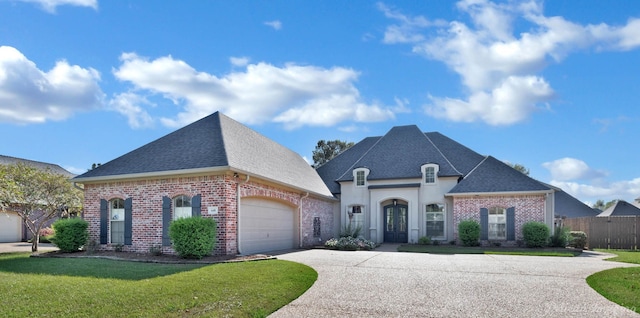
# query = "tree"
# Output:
<box><xmin>0</xmin><ymin>163</ymin><xmax>83</xmax><ymax>252</ymax></box>
<box><xmin>508</xmin><ymin>163</ymin><xmax>530</xmax><ymax>176</ymax></box>
<box><xmin>312</xmin><ymin>139</ymin><xmax>354</xmax><ymax>168</ymax></box>
<box><xmin>592</xmin><ymin>199</ymin><xmax>616</xmax><ymax>211</ymax></box>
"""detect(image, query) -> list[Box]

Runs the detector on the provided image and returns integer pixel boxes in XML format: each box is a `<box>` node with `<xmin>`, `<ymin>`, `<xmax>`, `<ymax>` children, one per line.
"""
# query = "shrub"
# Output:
<box><xmin>568</xmin><ymin>231</ymin><xmax>587</xmax><ymax>250</ymax></box>
<box><xmin>169</xmin><ymin>217</ymin><xmax>217</xmax><ymax>259</ymax></box>
<box><xmin>549</xmin><ymin>226</ymin><xmax>569</xmax><ymax>247</ymax></box>
<box><xmin>51</xmin><ymin>218</ymin><xmax>89</xmax><ymax>253</ymax></box>
<box><xmin>339</xmin><ymin>224</ymin><xmax>362</xmax><ymax>238</ymax></box>
<box><xmin>418</xmin><ymin>236</ymin><xmax>431</xmax><ymax>245</ymax></box>
<box><xmin>458</xmin><ymin>220</ymin><xmax>480</xmax><ymax>246</ymax></box>
<box><xmin>522</xmin><ymin>221</ymin><xmax>550</xmax><ymax>247</ymax></box>
<box><xmin>324</xmin><ymin>237</ymin><xmax>376</xmax><ymax>251</ymax></box>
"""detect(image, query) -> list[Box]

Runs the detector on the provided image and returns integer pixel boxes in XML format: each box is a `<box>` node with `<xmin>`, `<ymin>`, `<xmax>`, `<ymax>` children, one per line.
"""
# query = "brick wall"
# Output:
<box><xmin>452</xmin><ymin>194</ymin><xmax>546</xmax><ymax>245</ymax></box>
<box><xmin>83</xmin><ymin>173</ymin><xmax>334</xmax><ymax>255</ymax></box>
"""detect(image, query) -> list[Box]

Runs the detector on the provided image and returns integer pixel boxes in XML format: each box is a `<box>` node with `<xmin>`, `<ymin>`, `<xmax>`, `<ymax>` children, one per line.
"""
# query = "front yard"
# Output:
<box><xmin>0</xmin><ymin>252</ymin><xmax>316</xmax><ymax>317</ymax></box>
<box><xmin>587</xmin><ymin>250</ymin><xmax>640</xmax><ymax>314</ymax></box>
<box><xmin>398</xmin><ymin>244</ymin><xmax>583</xmax><ymax>257</ymax></box>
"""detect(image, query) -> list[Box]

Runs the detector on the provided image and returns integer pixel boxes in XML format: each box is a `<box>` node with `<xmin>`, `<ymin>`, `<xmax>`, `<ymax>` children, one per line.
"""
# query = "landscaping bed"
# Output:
<box><xmin>33</xmin><ymin>249</ymin><xmax>275</xmax><ymax>264</ymax></box>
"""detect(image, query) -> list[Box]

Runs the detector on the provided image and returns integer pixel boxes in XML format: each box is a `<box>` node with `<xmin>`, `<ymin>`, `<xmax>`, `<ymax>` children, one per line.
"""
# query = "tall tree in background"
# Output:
<box><xmin>592</xmin><ymin>199</ymin><xmax>617</xmax><ymax>211</ymax></box>
<box><xmin>508</xmin><ymin>163</ymin><xmax>530</xmax><ymax>176</ymax></box>
<box><xmin>312</xmin><ymin>140</ymin><xmax>354</xmax><ymax>168</ymax></box>
<box><xmin>0</xmin><ymin>163</ymin><xmax>83</xmax><ymax>252</ymax></box>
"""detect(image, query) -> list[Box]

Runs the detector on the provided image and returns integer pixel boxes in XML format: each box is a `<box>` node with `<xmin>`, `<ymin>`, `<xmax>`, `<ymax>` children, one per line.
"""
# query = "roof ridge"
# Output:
<box><xmin>423</xmin><ymin>133</ymin><xmax>462</xmax><ymax>176</ymax></box>
<box><xmin>336</xmin><ymin>135</ymin><xmax>384</xmax><ymax>181</ymax></box>
<box><xmin>463</xmin><ymin>155</ymin><xmax>489</xmax><ymax>179</ymax></box>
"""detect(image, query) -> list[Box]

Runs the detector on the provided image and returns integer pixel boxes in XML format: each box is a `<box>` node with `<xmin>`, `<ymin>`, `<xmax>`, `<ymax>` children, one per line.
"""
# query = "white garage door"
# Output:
<box><xmin>240</xmin><ymin>198</ymin><xmax>296</xmax><ymax>254</ymax></box>
<box><xmin>0</xmin><ymin>212</ymin><xmax>22</xmax><ymax>242</ymax></box>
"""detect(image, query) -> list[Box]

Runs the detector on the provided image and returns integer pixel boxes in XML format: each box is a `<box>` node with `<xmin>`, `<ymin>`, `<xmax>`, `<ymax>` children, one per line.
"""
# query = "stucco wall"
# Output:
<box><xmin>82</xmin><ymin>173</ymin><xmax>334</xmax><ymax>255</ymax></box>
<box><xmin>452</xmin><ymin>194</ymin><xmax>547</xmax><ymax>244</ymax></box>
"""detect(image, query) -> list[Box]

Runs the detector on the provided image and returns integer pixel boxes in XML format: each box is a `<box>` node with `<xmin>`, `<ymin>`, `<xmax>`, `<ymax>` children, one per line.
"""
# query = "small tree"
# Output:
<box><xmin>458</xmin><ymin>220</ymin><xmax>480</xmax><ymax>246</ymax></box>
<box><xmin>51</xmin><ymin>218</ymin><xmax>89</xmax><ymax>252</ymax></box>
<box><xmin>522</xmin><ymin>221</ymin><xmax>550</xmax><ymax>247</ymax></box>
<box><xmin>169</xmin><ymin>217</ymin><xmax>217</xmax><ymax>259</ymax></box>
<box><xmin>0</xmin><ymin>163</ymin><xmax>83</xmax><ymax>252</ymax></box>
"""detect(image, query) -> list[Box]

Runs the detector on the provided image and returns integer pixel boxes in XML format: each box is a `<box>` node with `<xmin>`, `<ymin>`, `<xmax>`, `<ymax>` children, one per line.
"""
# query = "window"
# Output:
<box><xmin>348</xmin><ymin>205</ymin><xmax>364</xmax><ymax>230</ymax></box>
<box><xmin>425</xmin><ymin>203</ymin><xmax>445</xmax><ymax>239</ymax></box>
<box><xmin>488</xmin><ymin>207</ymin><xmax>506</xmax><ymax>240</ymax></box>
<box><xmin>110</xmin><ymin>198</ymin><xmax>125</xmax><ymax>244</ymax></box>
<box><xmin>355</xmin><ymin>170</ymin><xmax>365</xmax><ymax>187</ymax></box>
<box><xmin>425</xmin><ymin>167</ymin><xmax>435</xmax><ymax>184</ymax></box>
<box><xmin>173</xmin><ymin>195</ymin><xmax>192</xmax><ymax>220</ymax></box>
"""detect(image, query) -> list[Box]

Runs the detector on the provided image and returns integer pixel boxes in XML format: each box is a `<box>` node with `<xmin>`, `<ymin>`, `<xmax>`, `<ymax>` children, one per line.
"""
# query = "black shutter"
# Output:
<box><xmin>124</xmin><ymin>198</ymin><xmax>133</xmax><ymax>245</ymax></box>
<box><xmin>162</xmin><ymin>196</ymin><xmax>171</xmax><ymax>246</ymax></box>
<box><xmin>480</xmin><ymin>208</ymin><xmax>488</xmax><ymax>241</ymax></box>
<box><xmin>100</xmin><ymin>199</ymin><xmax>108</xmax><ymax>244</ymax></box>
<box><xmin>192</xmin><ymin>194</ymin><xmax>201</xmax><ymax>217</ymax></box>
<box><xmin>506</xmin><ymin>207</ymin><xmax>515</xmax><ymax>241</ymax></box>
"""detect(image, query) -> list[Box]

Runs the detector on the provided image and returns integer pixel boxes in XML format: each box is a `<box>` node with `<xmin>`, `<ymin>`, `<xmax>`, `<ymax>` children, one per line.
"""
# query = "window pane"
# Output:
<box><xmin>426</xmin><ymin>212</ymin><xmax>445</xmax><ymax>238</ymax></box>
<box><xmin>111</xmin><ymin>221</ymin><xmax>124</xmax><ymax>244</ymax></box>
<box><xmin>386</xmin><ymin>208</ymin><xmax>394</xmax><ymax>232</ymax></box>
<box><xmin>399</xmin><ymin>208</ymin><xmax>407</xmax><ymax>232</ymax></box>
<box><xmin>425</xmin><ymin>167</ymin><xmax>435</xmax><ymax>183</ymax></box>
<box><xmin>356</xmin><ymin>171</ymin><xmax>365</xmax><ymax>186</ymax></box>
<box><xmin>174</xmin><ymin>207</ymin><xmax>192</xmax><ymax>220</ymax></box>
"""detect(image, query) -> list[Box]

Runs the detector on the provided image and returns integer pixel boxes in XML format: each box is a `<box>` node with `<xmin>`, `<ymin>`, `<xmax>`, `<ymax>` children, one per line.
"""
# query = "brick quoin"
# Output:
<box><xmin>83</xmin><ymin>173</ymin><xmax>334</xmax><ymax>255</ymax></box>
<box><xmin>451</xmin><ymin>194</ymin><xmax>546</xmax><ymax>245</ymax></box>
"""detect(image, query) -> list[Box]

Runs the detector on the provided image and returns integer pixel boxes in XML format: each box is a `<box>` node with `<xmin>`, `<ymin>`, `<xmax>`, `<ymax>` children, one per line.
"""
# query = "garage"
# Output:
<box><xmin>239</xmin><ymin>198</ymin><xmax>297</xmax><ymax>254</ymax></box>
<box><xmin>0</xmin><ymin>212</ymin><xmax>22</xmax><ymax>242</ymax></box>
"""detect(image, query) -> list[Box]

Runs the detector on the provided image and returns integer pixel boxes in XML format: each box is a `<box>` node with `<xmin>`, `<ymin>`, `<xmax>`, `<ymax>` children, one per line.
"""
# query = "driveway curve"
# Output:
<box><xmin>271</xmin><ymin>247</ymin><xmax>639</xmax><ymax>317</ymax></box>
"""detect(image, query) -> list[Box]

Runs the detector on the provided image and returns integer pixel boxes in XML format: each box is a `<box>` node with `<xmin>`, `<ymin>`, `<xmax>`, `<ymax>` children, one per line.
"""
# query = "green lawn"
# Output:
<box><xmin>0</xmin><ymin>252</ymin><xmax>317</xmax><ymax>317</ymax></box>
<box><xmin>398</xmin><ymin>244</ymin><xmax>582</xmax><ymax>257</ymax></box>
<box><xmin>587</xmin><ymin>249</ymin><xmax>640</xmax><ymax>314</ymax></box>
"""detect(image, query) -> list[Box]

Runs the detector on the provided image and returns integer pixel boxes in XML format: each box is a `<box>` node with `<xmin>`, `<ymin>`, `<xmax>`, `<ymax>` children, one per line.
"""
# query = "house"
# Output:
<box><xmin>72</xmin><ymin>112</ymin><xmax>336</xmax><ymax>255</ymax></box>
<box><xmin>316</xmin><ymin>125</ymin><xmax>557</xmax><ymax>245</ymax></box>
<box><xmin>597</xmin><ymin>200</ymin><xmax>640</xmax><ymax>217</ymax></box>
<box><xmin>0</xmin><ymin>155</ymin><xmax>75</xmax><ymax>242</ymax></box>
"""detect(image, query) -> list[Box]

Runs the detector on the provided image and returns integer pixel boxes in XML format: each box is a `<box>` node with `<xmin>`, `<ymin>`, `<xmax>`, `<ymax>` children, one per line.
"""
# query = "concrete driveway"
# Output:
<box><xmin>271</xmin><ymin>246</ymin><xmax>639</xmax><ymax>317</ymax></box>
<box><xmin>0</xmin><ymin>242</ymin><xmax>58</xmax><ymax>253</ymax></box>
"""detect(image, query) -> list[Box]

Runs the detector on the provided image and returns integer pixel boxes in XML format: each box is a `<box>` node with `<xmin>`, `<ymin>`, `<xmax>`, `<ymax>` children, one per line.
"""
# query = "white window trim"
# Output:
<box><xmin>173</xmin><ymin>195</ymin><xmax>193</xmax><ymax>220</ymax></box>
<box><xmin>353</xmin><ymin>168</ymin><xmax>370</xmax><ymax>188</ymax></box>
<box><xmin>421</xmin><ymin>164</ymin><xmax>439</xmax><ymax>185</ymax></box>
<box><xmin>425</xmin><ymin>203</ymin><xmax>446</xmax><ymax>240</ymax></box>
<box><xmin>488</xmin><ymin>207</ymin><xmax>507</xmax><ymax>240</ymax></box>
<box><xmin>110</xmin><ymin>198</ymin><xmax>125</xmax><ymax>244</ymax></box>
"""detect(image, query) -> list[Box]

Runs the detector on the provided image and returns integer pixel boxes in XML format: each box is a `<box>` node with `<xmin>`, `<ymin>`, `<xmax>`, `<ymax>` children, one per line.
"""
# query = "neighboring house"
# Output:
<box><xmin>0</xmin><ymin>155</ymin><xmax>75</xmax><ymax>242</ymax></box>
<box><xmin>72</xmin><ymin>112</ymin><xmax>336</xmax><ymax>255</ymax></box>
<box><xmin>597</xmin><ymin>200</ymin><xmax>640</xmax><ymax>216</ymax></box>
<box><xmin>316</xmin><ymin>125</ymin><xmax>557</xmax><ymax>245</ymax></box>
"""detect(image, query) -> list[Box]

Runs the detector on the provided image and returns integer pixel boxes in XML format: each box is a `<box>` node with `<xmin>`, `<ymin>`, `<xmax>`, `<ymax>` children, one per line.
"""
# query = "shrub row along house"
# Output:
<box><xmin>73</xmin><ymin>112</ymin><xmax>585</xmax><ymax>255</ymax></box>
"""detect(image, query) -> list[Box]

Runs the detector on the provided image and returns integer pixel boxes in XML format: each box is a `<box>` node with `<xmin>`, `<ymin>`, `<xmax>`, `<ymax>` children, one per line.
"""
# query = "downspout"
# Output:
<box><xmin>299</xmin><ymin>192</ymin><xmax>309</xmax><ymax>248</ymax></box>
<box><xmin>236</xmin><ymin>174</ymin><xmax>250</xmax><ymax>254</ymax></box>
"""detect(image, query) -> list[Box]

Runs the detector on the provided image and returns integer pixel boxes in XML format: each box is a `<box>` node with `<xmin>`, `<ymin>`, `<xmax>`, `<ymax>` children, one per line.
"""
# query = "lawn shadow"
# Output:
<box><xmin>0</xmin><ymin>253</ymin><xmax>207</xmax><ymax>280</ymax></box>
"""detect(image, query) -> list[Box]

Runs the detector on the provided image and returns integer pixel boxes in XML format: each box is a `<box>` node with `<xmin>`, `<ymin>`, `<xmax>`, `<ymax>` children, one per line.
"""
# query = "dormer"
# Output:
<box><xmin>353</xmin><ymin>167</ymin><xmax>370</xmax><ymax>187</ymax></box>
<box><xmin>421</xmin><ymin>163</ymin><xmax>439</xmax><ymax>185</ymax></box>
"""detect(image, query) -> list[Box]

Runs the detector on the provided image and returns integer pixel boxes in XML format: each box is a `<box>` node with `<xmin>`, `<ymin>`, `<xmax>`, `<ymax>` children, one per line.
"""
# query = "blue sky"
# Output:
<box><xmin>1</xmin><ymin>0</ymin><xmax>639</xmax><ymax>205</ymax></box>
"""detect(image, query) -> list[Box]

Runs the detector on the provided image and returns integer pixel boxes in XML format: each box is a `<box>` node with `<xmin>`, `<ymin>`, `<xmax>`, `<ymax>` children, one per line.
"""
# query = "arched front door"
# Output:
<box><xmin>383</xmin><ymin>203</ymin><xmax>408</xmax><ymax>243</ymax></box>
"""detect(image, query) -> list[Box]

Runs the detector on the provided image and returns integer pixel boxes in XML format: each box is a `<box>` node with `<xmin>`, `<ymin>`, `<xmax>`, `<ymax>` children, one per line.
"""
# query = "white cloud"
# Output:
<box><xmin>380</xmin><ymin>0</ymin><xmax>640</xmax><ymax>126</ymax></box>
<box><xmin>264</xmin><ymin>20</ymin><xmax>282</xmax><ymax>30</ymax></box>
<box><xmin>16</xmin><ymin>0</ymin><xmax>97</xmax><ymax>13</ymax></box>
<box><xmin>108</xmin><ymin>92</ymin><xmax>154</xmax><ymax>129</ymax></box>
<box><xmin>0</xmin><ymin>46</ymin><xmax>103</xmax><ymax>124</ymax></box>
<box><xmin>113</xmin><ymin>52</ymin><xmax>395</xmax><ymax>129</ymax></box>
<box><xmin>542</xmin><ymin>157</ymin><xmax>607</xmax><ymax>181</ymax></box>
<box><xmin>230</xmin><ymin>56</ymin><xmax>250</xmax><ymax>67</ymax></box>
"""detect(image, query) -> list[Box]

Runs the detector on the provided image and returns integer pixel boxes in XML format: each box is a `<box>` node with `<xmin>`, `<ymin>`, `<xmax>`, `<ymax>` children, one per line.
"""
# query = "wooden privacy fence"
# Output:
<box><xmin>562</xmin><ymin>216</ymin><xmax>639</xmax><ymax>250</ymax></box>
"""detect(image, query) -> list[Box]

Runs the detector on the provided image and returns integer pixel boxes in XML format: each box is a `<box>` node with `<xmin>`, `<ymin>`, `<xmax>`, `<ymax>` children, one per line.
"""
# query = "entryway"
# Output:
<box><xmin>383</xmin><ymin>203</ymin><xmax>408</xmax><ymax>243</ymax></box>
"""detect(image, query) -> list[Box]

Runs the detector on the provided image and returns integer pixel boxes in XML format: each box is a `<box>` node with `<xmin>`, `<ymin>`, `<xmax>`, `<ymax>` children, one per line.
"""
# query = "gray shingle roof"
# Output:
<box><xmin>449</xmin><ymin>156</ymin><xmax>551</xmax><ymax>193</ymax></box>
<box><xmin>73</xmin><ymin>112</ymin><xmax>333</xmax><ymax>198</ymax></box>
<box><xmin>554</xmin><ymin>190</ymin><xmax>600</xmax><ymax>218</ymax></box>
<box><xmin>0</xmin><ymin>155</ymin><xmax>75</xmax><ymax>178</ymax></box>
<box><xmin>597</xmin><ymin>200</ymin><xmax>640</xmax><ymax>216</ymax></box>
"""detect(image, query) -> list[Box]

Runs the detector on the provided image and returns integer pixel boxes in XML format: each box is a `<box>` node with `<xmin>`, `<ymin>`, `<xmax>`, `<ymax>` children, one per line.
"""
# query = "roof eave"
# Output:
<box><xmin>72</xmin><ymin>166</ymin><xmax>232</xmax><ymax>183</ymax></box>
<box><xmin>230</xmin><ymin>168</ymin><xmax>338</xmax><ymax>201</ymax></box>
<box><xmin>445</xmin><ymin>189</ymin><xmax>553</xmax><ymax>197</ymax></box>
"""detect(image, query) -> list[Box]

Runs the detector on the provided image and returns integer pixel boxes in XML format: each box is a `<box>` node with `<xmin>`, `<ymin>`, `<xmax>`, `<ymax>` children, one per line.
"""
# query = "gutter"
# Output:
<box><xmin>236</xmin><ymin>173</ymin><xmax>250</xmax><ymax>254</ymax></box>
<box><xmin>299</xmin><ymin>192</ymin><xmax>309</xmax><ymax>248</ymax></box>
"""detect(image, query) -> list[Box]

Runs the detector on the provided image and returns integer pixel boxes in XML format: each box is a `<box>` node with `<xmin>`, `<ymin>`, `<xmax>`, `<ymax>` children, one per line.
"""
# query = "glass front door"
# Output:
<box><xmin>383</xmin><ymin>204</ymin><xmax>408</xmax><ymax>243</ymax></box>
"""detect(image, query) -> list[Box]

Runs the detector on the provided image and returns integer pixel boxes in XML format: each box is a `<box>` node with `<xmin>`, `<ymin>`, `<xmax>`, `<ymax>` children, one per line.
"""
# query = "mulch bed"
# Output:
<box><xmin>32</xmin><ymin>250</ymin><xmax>276</xmax><ymax>264</ymax></box>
